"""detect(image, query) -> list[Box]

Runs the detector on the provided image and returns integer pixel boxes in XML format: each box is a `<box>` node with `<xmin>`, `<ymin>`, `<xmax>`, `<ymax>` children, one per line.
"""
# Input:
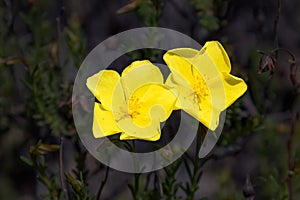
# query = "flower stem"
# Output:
<box><xmin>186</xmin><ymin>123</ymin><xmax>204</xmax><ymax>200</ymax></box>
<box><xmin>287</xmin><ymin>94</ymin><xmax>299</xmax><ymax>200</ymax></box>
<box><xmin>271</xmin><ymin>47</ymin><xmax>299</xmax><ymax>200</ymax></box>
<box><xmin>129</xmin><ymin>141</ymin><xmax>142</xmax><ymax>200</ymax></box>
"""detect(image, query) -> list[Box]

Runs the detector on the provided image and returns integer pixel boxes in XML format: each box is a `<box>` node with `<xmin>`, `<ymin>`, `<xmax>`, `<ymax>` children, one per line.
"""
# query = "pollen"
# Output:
<box><xmin>128</xmin><ymin>95</ymin><xmax>142</xmax><ymax>119</ymax></box>
<box><xmin>191</xmin><ymin>72</ymin><xmax>209</xmax><ymax>105</ymax></box>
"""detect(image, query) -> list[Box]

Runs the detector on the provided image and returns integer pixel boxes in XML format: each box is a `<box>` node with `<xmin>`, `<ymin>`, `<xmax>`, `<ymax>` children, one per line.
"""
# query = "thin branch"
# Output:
<box><xmin>96</xmin><ymin>166</ymin><xmax>110</xmax><ymax>200</ymax></box>
<box><xmin>288</xmin><ymin>116</ymin><xmax>295</xmax><ymax>200</ymax></box>
<box><xmin>59</xmin><ymin>136</ymin><xmax>69</xmax><ymax>200</ymax></box>
<box><xmin>168</xmin><ymin>0</ymin><xmax>198</xmax><ymax>37</ymax></box>
<box><xmin>270</xmin><ymin>46</ymin><xmax>298</xmax><ymax>200</ymax></box>
<box><xmin>145</xmin><ymin>173</ymin><xmax>152</xmax><ymax>191</ymax></box>
<box><xmin>154</xmin><ymin>172</ymin><xmax>163</xmax><ymax>196</ymax></box>
<box><xmin>258</xmin><ymin>46</ymin><xmax>299</xmax><ymax>200</ymax></box>
<box><xmin>272</xmin><ymin>48</ymin><xmax>295</xmax><ymax>61</ymax></box>
<box><xmin>274</xmin><ymin>0</ymin><xmax>282</xmax><ymax>48</ymax></box>
<box><xmin>0</xmin><ymin>56</ymin><xmax>30</xmax><ymax>69</ymax></box>
<box><xmin>287</xmin><ymin>94</ymin><xmax>299</xmax><ymax>200</ymax></box>
<box><xmin>272</xmin><ymin>48</ymin><xmax>299</xmax><ymax>90</ymax></box>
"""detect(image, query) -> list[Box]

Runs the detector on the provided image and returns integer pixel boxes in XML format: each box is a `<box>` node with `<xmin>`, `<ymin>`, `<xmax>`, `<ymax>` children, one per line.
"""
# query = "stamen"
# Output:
<box><xmin>191</xmin><ymin>71</ymin><xmax>209</xmax><ymax>105</ymax></box>
<box><xmin>128</xmin><ymin>95</ymin><xmax>142</xmax><ymax>119</ymax></box>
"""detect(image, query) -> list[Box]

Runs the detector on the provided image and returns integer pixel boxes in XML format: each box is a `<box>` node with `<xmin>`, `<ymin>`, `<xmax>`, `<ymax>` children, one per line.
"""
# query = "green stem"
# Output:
<box><xmin>187</xmin><ymin>123</ymin><xmax>204</xmax><ymax>200</ymax></box>
<box><xmin>130</xmin><ymin>141</ymin><xmax>141</xmax><ymax>200</ymax></box>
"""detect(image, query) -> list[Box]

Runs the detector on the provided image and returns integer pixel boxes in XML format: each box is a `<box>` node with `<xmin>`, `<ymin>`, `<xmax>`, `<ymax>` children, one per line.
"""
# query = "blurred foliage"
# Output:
<box><xmin>117</xmin><ymin>0</ymin><xmax>164</xmax><ymax>26</ymax></box>
<box><xmin>187</xmin><ymin>0</ymin><xmax>228</xmax><ymax>32</ymax></box>
<box><xmin>18</xmin><ymin>1</ymin><xmax>78</xmax><ymax>136</ymax></box>
<box><xmin>162</xmin><ymin>160</ymin><xmax>182</xmax><ymax>200</ymax></box>
<box><xmin>21</xmin><ymin>140</ymin><xmax>62</xmax><ymax>200</ymax></box>
<box><xmin>65</xmin><ymin>172</ymin><xmax>94</xmax><ymax>200</ymax></box>
<box><xmin>0</xmin><ymin>0</ymin><xmax>90</xmax><ymax>199</ymax></box>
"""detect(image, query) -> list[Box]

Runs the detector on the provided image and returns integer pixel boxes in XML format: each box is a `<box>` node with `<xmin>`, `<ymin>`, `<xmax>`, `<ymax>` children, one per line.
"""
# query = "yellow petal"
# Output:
<box><xmin>116</xmin><ymin>116</ymin><xmax>161</xmax><ymax>140</ymax></box>
<box><xmin>113</xmin><ymin>83</ymin><xmax>177</xmax><ymax>140</ymax></box>
<box><xmin>120</xmin><ymin>132</ymin><xmax>161</xmax><ymax>141</ymax></box>
<box><xmin>165</xmin><ymin>73</ymin><xmax>198</xmax><ymax>111</ymax></box>
<box><xmin>121</xmin><ymin>60</ymin><xmax>164</xmax><ymax>98</ymax></box>
<box><xmin>203</xmin><ymin>73</ymin><xmax>247</xmax><ymax>110</ymax></box>
<box><xmin>164</xmin><ymin>49</ymin><xmax>223</xmax><ymax>130</ymax></box>
<box><xmin>164</xmin><ymin>41</ymin><xmax>231</xmax><ymax>85</ymax></box>
<box><xmin>166</xmin><ymin>73</ymin><xmax>220</xmax><ymax>131</ymax></box>
<box><xmin>92</xmin><ymin>103</ymin><xmax>122</xmax><ymax>138</ymax></box>
<box><xmin>203</xmin><ymin>41</ymin><xmax>231</xmax><ymax>73</ymax></box>
<box><xmin>163</xmin><ymin>49</ymin><xmax>195</xmax><ymax>86</ymax></box>
<box><xmin>164</xmin><ymin>42</ymin><xmax>247</xmax><ymax>131</ymax></box>
<box><xmin>86</xmin><ymin>70</ymin><xmax>125</xmax><ymax>111</ymax></box>
<box><xmin>163</xmin><ymin>48</ymin><xmax>221</xmax><ymax>91</ymax></box>
<box><xmin>130</xmin><ymin>83</ymin><xmax>178</xmax><ymax>126</ymax></box>
<box><xmin>222</xmin><ymin>73</ymin><xmax>247</xmax><ymax>107</ymax></box>
<box><xmin>197</xmin><ymin>97</ymin><xmax>221</xmax><ymax>131</ymax></box>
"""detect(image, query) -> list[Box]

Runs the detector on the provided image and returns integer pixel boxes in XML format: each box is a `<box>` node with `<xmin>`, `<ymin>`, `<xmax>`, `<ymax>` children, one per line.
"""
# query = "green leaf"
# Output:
<box><xmin>20</xmin><ymin>156</ymin><xmax>34</xmax><ymax>166</ymax></box>
<box><xmin>65</xmin><ymin>172</ymin><xmax>84</xmax><ymax>194</ymax></box>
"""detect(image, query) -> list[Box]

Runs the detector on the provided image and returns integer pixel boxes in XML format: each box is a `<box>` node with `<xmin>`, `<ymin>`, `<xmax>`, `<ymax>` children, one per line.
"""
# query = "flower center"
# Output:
<box><xmin>128</xmin><ymin>95</ymin><xmax>142</xmax><ymax>119</ymax></box>
<box><xmin>191</xmin><ymin>72</ymin><xmax>209</xmax><ymax>104</ymax></box>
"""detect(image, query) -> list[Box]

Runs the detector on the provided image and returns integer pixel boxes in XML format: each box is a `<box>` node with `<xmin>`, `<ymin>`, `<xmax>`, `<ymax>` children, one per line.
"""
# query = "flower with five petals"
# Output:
<box><xmin>163</xmin><ymin>41</ymin><xmax>247</xmax><ymax>131</ymax></box>
<box><xmin>86</xmin><ymin>60</ymin><xmax>177</xmax><ymax>141</ymax></box>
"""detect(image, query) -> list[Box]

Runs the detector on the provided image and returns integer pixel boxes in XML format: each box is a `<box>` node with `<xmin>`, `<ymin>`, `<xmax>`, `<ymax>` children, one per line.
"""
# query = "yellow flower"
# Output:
<box><xmin>86</xmin><ymin>60</ymin><xmax>177</xmax><ymax>141</ymax></box>
<box><xmin>163</xmin><ymin>41</ymin><xmax>247</xmax><ymax>131</ymax></box>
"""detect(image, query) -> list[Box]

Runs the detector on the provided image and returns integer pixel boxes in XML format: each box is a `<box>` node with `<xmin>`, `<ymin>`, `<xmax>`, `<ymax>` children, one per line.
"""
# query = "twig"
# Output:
<box><xmin>258</xmin><ymin>46</ymin><xmax>299</xmax><ymax>200</ymax></box>
<box><xmin>270</xmin><ymin>47</ymin><xmax>298</xmax><ymax>200</ymax></box>
<box><xmin>272</xmin><ymin>48</ymin><xmax>295</xmax><ymax>61</ymax></box>
<box><xmin>59</xmin><ymin>136</ymin><xmax>69</xmax><ymax>200</ymax></box>
<box><xmin>154</xmin><ymin>172</ymin><xmax>163</xmax><ymax>196</ymax></box>
<box><xmin>145</xmin><ymin>173</ymin><xmax>152</xmax><ymax>191</ymax></box>
<box><xmin>243</xmin><ymin>174</ymin><xmax>255</xmax><ymax>200</ymax></box>
<box><xmin>287</xmin><ymin>94</ymin><xmax>299</xmax><ymax>200</ymax></box>
<box><xmin>168</xmin><ymin>0</ymin><xmax>198</xmax><ymax>37</ymax></box>
<box><xmin>271</xmin><ymin>48</ymin><xmax>299</xmax><ymax>90</ymax></box>
<box><xmin>0</xmin><ymin>56</ymin><xmax>30</xmax><ymax>69</ymax></box>
<box><xmin>96</xmin><ymin>166</ymin><xmax>110</xmax><ymax>200</ymax></box>
<box><xmin>274</xmin><ymin>0</ymin><xmax>281</xmax><ymax>48</ymax></box>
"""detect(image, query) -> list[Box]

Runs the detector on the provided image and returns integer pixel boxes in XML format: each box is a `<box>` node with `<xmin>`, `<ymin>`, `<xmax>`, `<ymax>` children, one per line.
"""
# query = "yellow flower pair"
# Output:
<box><xmin>86</xmin><ymin>41</ymin><xmax>247</xmax><ymax>141</ymax></box>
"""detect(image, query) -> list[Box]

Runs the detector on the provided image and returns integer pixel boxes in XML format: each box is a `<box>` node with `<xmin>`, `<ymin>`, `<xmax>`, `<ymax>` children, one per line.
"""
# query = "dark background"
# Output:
<box><xmin>0</xmin><ymin>0</ymin><xmax>300</xmax><ymax>199</ymax></box>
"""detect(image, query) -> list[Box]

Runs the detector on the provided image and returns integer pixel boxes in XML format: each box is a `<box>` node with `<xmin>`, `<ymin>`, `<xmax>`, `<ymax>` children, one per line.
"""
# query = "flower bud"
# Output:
<box><xmin>257</xmin><ymin>53</ymin><xmax>276</xmax><ymax>75</ymax></box>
